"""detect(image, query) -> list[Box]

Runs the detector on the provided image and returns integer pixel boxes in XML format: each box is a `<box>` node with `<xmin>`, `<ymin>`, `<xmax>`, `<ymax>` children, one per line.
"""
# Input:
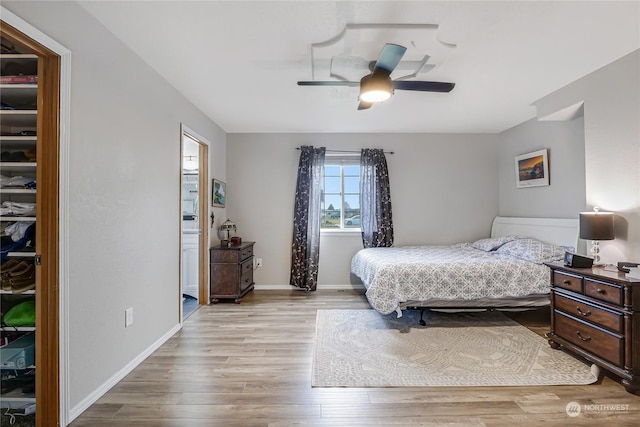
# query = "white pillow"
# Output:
<box><xmin>471</xmin><ymin>235</ymin><xmax>520</xmax><ymax>252</ymax></box>
<box><xmin>495</xmin><ymin>238</ymin><xmax>566</xmax><ymax>264</ymax></box>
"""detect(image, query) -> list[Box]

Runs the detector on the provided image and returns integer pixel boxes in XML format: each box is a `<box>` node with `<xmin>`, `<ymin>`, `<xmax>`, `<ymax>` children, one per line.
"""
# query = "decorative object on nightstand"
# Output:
<box><xmin>579</xmin><ymin>207</ymin><xmax>614</xmax><ymax>265</ymax></box>
<box><xmin>220</xmin><ymin>219</ymin><xmax>237</xmax><ymax>247</ymax></box>
<box><xmin>545</xmin><ymin>262</ymin><xmax>640</xmax><ymax>394</ymax></box>
<box><xmin>564</xmin><ymin>252</ymin><xmax>594</xmax><ymax>268</ymax></box>
<box><xmin>210</xmin><ymin>242</ymin><xmax>255</xmax><ymax>303</ymax></box>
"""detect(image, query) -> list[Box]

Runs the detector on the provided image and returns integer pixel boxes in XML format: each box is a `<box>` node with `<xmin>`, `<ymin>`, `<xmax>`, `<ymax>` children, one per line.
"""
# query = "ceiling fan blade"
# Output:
<box><xmin>357</xmin><ymin>100</ymin><xmax>373</xmax><ymax>110</ymax></box>
<box><xmin>297</xmin><ymin>81</ymin><xmax>359</xmax><ymax>87</ymax></box>
<box><xmin>372</xmin><ymin>44</ymin><xmax>407</xmax><ymax>76</ymax></box>
<box><xmin>392</xmin><ymin>80</ymin><xmax>455</xmax><ymax>93</ymax></box>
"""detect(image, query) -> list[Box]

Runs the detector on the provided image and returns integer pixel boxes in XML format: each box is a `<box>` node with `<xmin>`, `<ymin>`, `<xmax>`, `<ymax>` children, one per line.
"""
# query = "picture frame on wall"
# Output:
<box><xmin>212</xmin><ymin>179</ymin><xmax>226</xmax><ymax>207</ymax></box>
<box><xmin>515</xmin><ymin>149</ymin><xmax>549</xmax><ymax>188</ymax></box>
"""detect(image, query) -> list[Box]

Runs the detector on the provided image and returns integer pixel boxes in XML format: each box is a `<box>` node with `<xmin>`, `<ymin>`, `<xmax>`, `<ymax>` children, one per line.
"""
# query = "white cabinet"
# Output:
<box><xmin>182</xmin><ymin>231</ymin><xmax>199</xmax><ymax>299</ymax></box>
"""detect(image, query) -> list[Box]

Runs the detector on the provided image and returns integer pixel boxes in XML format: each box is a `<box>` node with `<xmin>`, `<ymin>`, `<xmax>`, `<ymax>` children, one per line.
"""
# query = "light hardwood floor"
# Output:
<box><xmin>70</xmin><ymin>290</ymin><xmax>640</xmax><ymax>426</ymax></box>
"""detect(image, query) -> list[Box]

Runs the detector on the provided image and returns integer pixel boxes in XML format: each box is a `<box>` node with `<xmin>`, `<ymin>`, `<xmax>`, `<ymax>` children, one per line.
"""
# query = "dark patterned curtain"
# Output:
<box><xmin>290</xmin><ymin>145</ymin><xmax>326</xmax><ymax>291</ymax></box>
<box><xmin>360</xmin><ymin>148</ymin><xmax>394</xmax><ymax>248</ymax></box>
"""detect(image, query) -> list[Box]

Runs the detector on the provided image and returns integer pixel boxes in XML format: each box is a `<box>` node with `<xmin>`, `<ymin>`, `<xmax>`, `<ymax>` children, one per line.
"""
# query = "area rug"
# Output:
<box><xmin>312</xmin><ymin>309</ymin><xmax>598</xmax><ymax>387</ymax></box>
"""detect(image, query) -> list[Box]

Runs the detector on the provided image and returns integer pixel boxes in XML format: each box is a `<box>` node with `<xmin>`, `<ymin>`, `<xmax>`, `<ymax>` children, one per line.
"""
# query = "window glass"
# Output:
<box><xmin>324</xmin><ymin>176</ymin><xmax>341</xmax><ymax>193</ymax></box>
<box><xmin>324</xmin><ymin>165</ymin><xmax>340</xmax><ymax>176</ymax></box>
<box><xmin>321</xmin><ymin>160</ymin><xmax>360</xmax><ymax>230</ymax></box>
<box><xmin>344</xmin><ymin>165</ymin><xmax>359</xmax><ymax>175</ymax></box>
<box><xmin>344</xmin><ymin>176</ymin><xmax>359</xmax><ymax>193</ymax></box>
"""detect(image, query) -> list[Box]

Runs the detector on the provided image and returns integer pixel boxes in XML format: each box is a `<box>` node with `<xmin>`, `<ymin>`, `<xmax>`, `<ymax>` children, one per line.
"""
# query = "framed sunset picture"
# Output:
<box><xmin>515</xmin><ymin>149</ymin><xmax>549</xmax><ymax>188</ymax></box>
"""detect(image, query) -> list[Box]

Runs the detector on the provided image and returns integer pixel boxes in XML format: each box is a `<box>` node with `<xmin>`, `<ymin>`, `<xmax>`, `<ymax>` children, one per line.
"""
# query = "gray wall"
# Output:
<box><xmin>4</xmin><ymin>0</ymin><xmax>227</xmax><ymax>417</ymax></box>
<box><xmin>498</xmin><ymin>117</ymin><xmax>586</xmax><ymax>219</ymax></box>
<box><xmin>534</xmin><ymin>50</ymin><xmax>640</xmax><ymax>263</ymax></box>
<box><xmin>227</xmin><ymin>133</ymin><xmax>499</xmax><ymax>287</ymax></box>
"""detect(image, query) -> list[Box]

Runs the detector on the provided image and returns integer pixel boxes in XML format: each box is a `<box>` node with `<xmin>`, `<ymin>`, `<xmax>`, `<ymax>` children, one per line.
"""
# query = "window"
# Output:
<box><xmin>321</xmin><ymin>156</ymin><xmax>360</xmax><ymax>230</ymax></box>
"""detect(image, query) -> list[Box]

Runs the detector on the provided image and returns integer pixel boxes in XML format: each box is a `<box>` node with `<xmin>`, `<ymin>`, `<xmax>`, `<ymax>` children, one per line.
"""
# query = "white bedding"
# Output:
<box><xmin>350</xmin><ymin>243</ymin><xmax>552</xmax><ymax>315</ymax></box>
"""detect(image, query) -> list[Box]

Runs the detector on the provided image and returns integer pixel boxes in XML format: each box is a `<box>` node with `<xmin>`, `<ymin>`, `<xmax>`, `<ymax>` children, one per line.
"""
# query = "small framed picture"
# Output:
<box><xmin>515</xmin><ymin>149</ymin><xmax>549</xmax><ymax>188</ymax></box>
<box><xmin>212</xmin><ymin>179</ymin><xmax>226</xmax><ymax>207</ymax></box>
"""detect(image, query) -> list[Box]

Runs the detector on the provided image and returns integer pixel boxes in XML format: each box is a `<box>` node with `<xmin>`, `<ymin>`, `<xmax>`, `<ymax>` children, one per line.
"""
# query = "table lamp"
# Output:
<box><xmin>220</xmin><ymin>219</ymin><xmax>237</xmax><ymax>247</ymax></box>
<box><xmin>579</xmin><ymin>207</ymin><xmax>614</xmax><ymax>265</ymax></box>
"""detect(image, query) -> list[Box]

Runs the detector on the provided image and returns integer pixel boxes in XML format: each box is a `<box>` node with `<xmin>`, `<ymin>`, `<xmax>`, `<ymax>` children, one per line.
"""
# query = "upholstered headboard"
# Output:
<box><xmin>491</xmin><ymin>216</ymin><xmax>579</xmax><ymax>249</ymax></box>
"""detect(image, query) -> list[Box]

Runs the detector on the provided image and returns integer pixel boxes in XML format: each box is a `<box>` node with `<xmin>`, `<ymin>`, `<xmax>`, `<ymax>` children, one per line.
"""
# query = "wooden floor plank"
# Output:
<box><xmin>70</xmin><ymin>290</ymin><xmax>640</xmax><ymax>426</ymax></box>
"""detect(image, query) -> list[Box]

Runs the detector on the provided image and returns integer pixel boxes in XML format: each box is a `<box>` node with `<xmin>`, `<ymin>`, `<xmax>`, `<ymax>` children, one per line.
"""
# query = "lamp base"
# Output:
<box><xmin>590</xmin><ymin>241</ymin><xmax>603</xmax><ymax>266</ymax></box>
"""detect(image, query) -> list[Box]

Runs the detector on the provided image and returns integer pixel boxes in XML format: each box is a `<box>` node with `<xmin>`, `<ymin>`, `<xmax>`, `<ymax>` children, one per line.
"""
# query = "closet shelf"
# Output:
<box><xmin>0</xmin><ymin>189</ymin><xmax>36</xmax><ymax>194</ymax></box>
<box><xmin>0</xmin><ymin>53</ymin><xmax>38</xmax><ymax>59</ymax></box>
<box><xmin>0</xmin><ymin>216</ymin><xmax>36</xmax><ymax>221</ymax></box>
<box><xmin>0</xmin><ymin>162</ymin><xmax>36</xmax><ymax>167</ymax></box>
<box><xmin>0</xmin><ymin>289</ymin><xmax>35</xmax><ymax>295</ymax></box>
<box><xmin>0</xmin><ymin>395</ymin><xmax>36</xmax><ymax>405</ymax></box>
<box><xmin>0</xmin><ymin>326</ymin><xmax>35</xmax><ymax>332</ymax></box>
<box><xmin>0</xmin><ymin>110</ymin><xmax>37</xmax><ymax>116</ymax></box>
<box><xmin>6</xmin><ymin>251</ymin><xmax>36</xmax><ymax>257</ymax></box>
<box><xmin>0</xmin><ymin>136</ymin><xmax>37</xmax><ymax>142</ymax></box>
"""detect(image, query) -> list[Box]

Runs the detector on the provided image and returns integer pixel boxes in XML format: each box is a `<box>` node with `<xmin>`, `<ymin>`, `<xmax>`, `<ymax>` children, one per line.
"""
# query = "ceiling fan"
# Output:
<box><xmin>297</xmin><ymin>43</ymin><xmax>455</xmax><ymax>110</ymax></box>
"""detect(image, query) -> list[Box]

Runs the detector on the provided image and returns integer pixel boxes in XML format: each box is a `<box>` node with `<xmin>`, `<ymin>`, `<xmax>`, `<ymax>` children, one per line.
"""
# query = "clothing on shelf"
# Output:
<box><xmin>0</xmin><ymin>175</ymin><xmax>36</xmax><ymax>189</ymax></box>
<box><xmin>0</xmin><ymin>223</ymin><xmax>35</xmax><ymax>262</ymax></box>
<box><xmin>0</xmin><ymin>202</ymin><xmax>36</xmax><ymax>217</ymax></box>
<box><xmin>4</xmin><ymin>222</ymin><xmax>35</xmax><ymax>242</ymax></box>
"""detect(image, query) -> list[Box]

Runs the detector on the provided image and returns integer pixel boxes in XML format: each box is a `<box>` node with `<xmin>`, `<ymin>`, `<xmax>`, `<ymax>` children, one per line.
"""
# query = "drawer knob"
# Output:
<box><xmin>596</xmin><ymin>288</ymin><xmax>605</xmax><ymax>294</ymax></box>
<box><xmin>576</xmin><ymin>331</ymin><xmax>591</xmax><ymax>342</ymax></box>
<box><xmin>576</xmin><ymin>307</ymin><xmax>591</xmax><ymax>317</ymax></box>
<box><xmin>563</xmin><ymin>280</ymin><xmax>571</xmax><ymax>285</ymax></box>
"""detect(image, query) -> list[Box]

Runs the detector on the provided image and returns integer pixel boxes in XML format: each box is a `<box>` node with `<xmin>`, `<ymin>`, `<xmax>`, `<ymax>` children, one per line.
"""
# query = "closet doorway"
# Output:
<box><xmin>180</xmin><ymin>125</ymin><xmax>209</xmax><ymax>321</ymax></box>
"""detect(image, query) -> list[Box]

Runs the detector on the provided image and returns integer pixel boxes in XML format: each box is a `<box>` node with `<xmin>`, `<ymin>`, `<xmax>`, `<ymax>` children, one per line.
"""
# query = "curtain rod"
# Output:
<box><xmin>295</xmin><ymin>147</ymin><xmax>394</xmax><ymax>155</ymax></box>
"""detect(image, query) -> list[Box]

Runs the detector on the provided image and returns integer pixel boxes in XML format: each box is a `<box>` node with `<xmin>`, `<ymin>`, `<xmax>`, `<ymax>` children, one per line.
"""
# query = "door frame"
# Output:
<box><xmin>1</xmin><ymin>7</ymin><xmax>71</xmax><ymax>426</ymax></box>
<box><xmin>179</xmin><ymin>124</ymin><xmax>210</xmax><ymax>321</ymax></box>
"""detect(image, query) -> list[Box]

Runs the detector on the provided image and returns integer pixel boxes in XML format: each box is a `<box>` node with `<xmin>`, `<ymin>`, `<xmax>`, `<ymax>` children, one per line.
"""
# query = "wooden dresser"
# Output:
<box><xmin>545</xmin><ymin>262</ymin><xmax>640</xmax><ymax>394</ymax></box>
<box><xmin>210</xmin><ymin>242</ymin><xmax>255</xmax><ymax>303</ymax></box>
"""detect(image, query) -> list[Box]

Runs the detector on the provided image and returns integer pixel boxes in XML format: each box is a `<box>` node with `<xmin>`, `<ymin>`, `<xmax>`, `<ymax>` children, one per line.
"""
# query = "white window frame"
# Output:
<box><xmin>321</xmin><ymin>154</ymin><xmax>361</xmax><ymax>234</ymax></box>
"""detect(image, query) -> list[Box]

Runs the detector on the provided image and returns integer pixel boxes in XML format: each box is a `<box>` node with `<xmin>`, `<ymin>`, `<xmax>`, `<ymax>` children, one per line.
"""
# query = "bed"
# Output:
<box><xmin>350</xmin><ymin>216</ymin><xmax>579</xmax><ymax>318</ymax></box>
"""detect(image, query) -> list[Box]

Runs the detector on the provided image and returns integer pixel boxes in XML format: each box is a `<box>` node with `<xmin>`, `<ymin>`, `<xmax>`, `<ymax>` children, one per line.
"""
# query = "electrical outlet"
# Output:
<box><xmin>256</xmin><ymin>258</ymin><xmax>263</xmax><ymax>268</ymax></box>
<box><xmin>125</xmin><ymin>307</ymin><xmax>133</xmax><ymax>327</ymax></box>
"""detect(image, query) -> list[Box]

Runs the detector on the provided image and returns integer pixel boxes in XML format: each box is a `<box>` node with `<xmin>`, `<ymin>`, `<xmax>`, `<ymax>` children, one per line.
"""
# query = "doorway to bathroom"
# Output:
<box><xmin>181</xmin><ymin>126</ymin><xmax>209</xmax><ymax>321</ymax></box>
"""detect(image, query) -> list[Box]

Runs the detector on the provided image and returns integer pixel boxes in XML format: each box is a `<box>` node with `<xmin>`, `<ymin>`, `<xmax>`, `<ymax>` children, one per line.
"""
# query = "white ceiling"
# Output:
<box><xmin>79</xmin><ymin>1</ymin><xmax>639</xmax><ymax>134</ymax></box>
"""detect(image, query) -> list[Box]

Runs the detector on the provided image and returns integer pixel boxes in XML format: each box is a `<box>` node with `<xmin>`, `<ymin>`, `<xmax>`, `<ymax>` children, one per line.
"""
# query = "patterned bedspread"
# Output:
<box><xmin>350</xmin><ymin>244</ymin><xmax>551</xmax><ymax>315</ymax></box>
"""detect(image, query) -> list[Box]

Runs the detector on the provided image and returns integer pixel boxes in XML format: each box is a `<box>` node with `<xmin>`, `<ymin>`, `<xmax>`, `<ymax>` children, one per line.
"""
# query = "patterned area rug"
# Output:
<box><xmin>312</xmin><ymin>309</ymin><xmax>598</xmax><ymax>387</ymax></box>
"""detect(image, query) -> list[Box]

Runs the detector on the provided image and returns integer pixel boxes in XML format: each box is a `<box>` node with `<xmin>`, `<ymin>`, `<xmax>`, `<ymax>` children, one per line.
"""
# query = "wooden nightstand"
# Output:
<box><xmin>545</xmin><ymin>262</ymin><xmax>640</xmax><ymax>394</ymax></box>
<box><xmin>210</xmin><ymin>242</ymin><xmax>255</xmax><ymax>303</ymax></box>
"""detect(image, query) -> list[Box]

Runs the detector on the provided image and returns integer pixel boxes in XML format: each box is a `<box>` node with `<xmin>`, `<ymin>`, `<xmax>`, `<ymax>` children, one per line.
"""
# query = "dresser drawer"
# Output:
<box><xmin>240</xmin><ymin>258</ymin><xmax>253</xmax><ymax>276</ymax></box>
<box><xmin>584</xmin><ymin>278</ymin><xmax>623</xmax><ymax>306</ymax></box>
<box><xmin>554</xmin><ymin>293</ymin><xmax>623</xmax><ymax>333</ymax></box>
<box><xmin>239</xmin><ymin>245</ymin><xmax>253</xmax><ymax>262</ymax></box>
<box><xmin>554</xmin><ymin>271</ymin><xmax>583</xmax><ymax>293</ymax></box>
<box><xmin>240</xmin><ymin>269</ymin><xmax>253</xmax><ymax>292</ymax></box>
<box><xmin>554</xmin><ymin>312</ymin><xmax>623</xmax><ymax>366</ymax></box>
<box><xmin>211</xmin><ymin>243</ymin><xmax>254</xmax><ymax>263</ymax></box>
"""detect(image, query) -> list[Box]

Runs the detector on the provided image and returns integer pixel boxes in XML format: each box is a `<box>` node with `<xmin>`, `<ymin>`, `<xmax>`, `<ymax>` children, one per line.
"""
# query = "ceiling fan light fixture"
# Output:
<box><xmin>359</xmin><ymin>74</ymin><xmax>392</xmax><ymax>103</ymax></box>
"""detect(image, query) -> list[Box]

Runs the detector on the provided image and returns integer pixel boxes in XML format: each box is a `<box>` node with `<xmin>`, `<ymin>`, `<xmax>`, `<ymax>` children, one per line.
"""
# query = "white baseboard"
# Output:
<box><xmin>256</xmin><ymin>284</ymin><xmax>366</xmax><ymax>291</ymax></box>
<box><xmin>68</xmin><ymin>323</ymin><xmax>182</xmax><ymax>423</ymax></box>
